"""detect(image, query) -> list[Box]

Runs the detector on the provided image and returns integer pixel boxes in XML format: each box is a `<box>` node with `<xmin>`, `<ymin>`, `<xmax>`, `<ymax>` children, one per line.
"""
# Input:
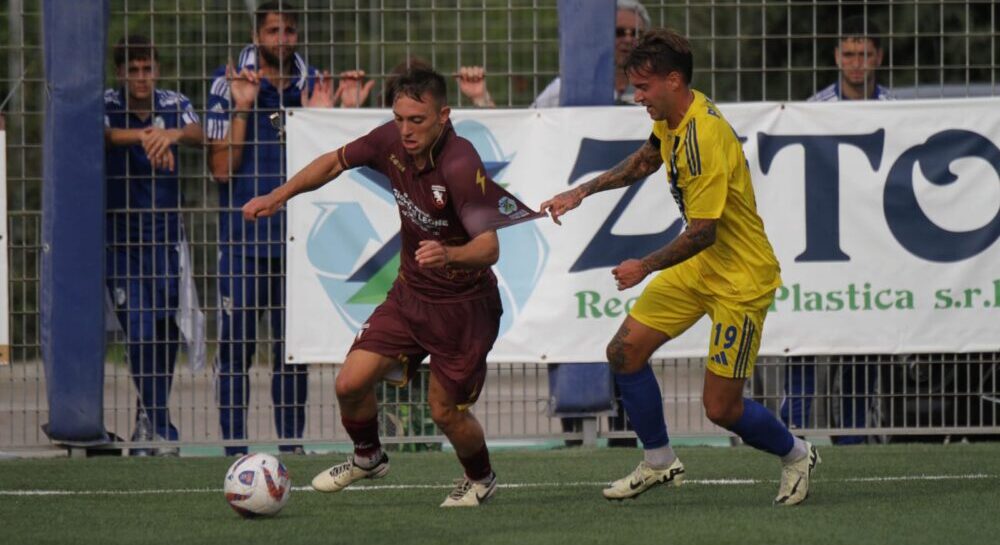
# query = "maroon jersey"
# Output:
<box><xmin>339</xmin><ymin>120</ymin><xmax>540</xmax><ymax>302</ymax></box>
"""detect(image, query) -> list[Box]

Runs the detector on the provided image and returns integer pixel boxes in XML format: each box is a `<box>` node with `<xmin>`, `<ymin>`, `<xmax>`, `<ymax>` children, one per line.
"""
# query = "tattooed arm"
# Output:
<box><xmin>612</xmin><ymin>218</ymin><xmax>717</xmax><ymax>290</ymax></box>
<box><xmin>539</xmin><ymin>139</ymin><xmax>662</xmax><ymax>225</ymax></box>
<box><xmin>576</xmin><ymin>139</ymin><xmax>663</xmax><ymax>198</ymax></box>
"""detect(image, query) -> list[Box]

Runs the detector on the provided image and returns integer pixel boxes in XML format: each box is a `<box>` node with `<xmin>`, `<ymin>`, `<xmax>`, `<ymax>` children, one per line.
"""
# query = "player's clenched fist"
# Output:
<box><xmin>611</xmin><ymin>259</ymin><xmax>650</xmax><ymax>291</ymax></box>
<box><xmin>242</xmin><ymin>194</ymin><xmax>283</xmax><ymax>221</ymax></box>
<box><xmin>415</xmin><ymin>240</ymin><xmax>450</xmax><ymax>268</ymax></box>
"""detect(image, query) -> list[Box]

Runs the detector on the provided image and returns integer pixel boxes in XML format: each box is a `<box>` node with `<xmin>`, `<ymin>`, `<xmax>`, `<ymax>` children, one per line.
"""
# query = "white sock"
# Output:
<box><xmin>781</xmin><ymin>437</ymin><xmax>808</xmax><ymax>464</ymax></box>
<box><xmin>353</xmin><ymin>449</ymin><xmax>383</xmax><ymax>468</ymax></box>
<box><xmin>644</xmin><ymin>445</ymin><xmax>677</xmax><ymax>469</ymax></box>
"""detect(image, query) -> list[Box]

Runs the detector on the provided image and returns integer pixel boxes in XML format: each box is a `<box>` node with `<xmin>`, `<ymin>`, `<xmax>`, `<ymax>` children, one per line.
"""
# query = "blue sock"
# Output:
<box><xmin>614</xmin><ymin>365</ymin><xmax>668</xmax><ymax>449</ymax></box>
<box><xmin>728</xmin><ymin>397</ymin><xmax>794</xmax><ymax>457</ymax></box>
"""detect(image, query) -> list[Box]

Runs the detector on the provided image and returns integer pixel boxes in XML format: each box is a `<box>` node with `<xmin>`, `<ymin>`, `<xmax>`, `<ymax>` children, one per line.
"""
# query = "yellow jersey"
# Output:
<box><xmin>651</xmin><ymin>90</ymin><xmax>781</xmax><ymax>301</ymax></box>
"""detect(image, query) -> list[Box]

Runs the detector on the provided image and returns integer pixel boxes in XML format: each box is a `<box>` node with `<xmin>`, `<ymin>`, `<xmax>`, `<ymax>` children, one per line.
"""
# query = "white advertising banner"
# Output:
<box><xmin>285</xmin><ymin>99</ymin><xmax>1000</xmax><ymax>363</ymax></box>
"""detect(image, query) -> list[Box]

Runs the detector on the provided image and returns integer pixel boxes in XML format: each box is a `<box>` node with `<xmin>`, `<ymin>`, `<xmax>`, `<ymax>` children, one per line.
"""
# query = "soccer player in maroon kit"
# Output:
<box><xmin>242</xmin><ymin>67</ymin><xmax>539</xmax><ymax>507</ymax></box>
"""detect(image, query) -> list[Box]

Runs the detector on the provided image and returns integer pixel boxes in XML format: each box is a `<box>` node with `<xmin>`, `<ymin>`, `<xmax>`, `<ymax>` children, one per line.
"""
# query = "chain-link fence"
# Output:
<box><xmin>2</xmin><ymin>1</ymin><xmax>999</xmax><ymax>453</ymax></box>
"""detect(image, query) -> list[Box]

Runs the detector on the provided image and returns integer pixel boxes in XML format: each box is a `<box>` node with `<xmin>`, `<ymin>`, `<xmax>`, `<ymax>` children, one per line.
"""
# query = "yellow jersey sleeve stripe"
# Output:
<box><xmin>685</xmin><ymin>120</ymin><xmax>702</xmax><ymax>176</ymax></box>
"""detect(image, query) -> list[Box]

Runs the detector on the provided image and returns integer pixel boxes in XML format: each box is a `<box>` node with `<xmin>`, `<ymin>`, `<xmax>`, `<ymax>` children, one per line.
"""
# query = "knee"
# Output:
<box><xmin>605</xmin><ymin>342</ymin><xmax>647</xmax><ymax>374</ymax></box>
<box><xmin>334</xmin><ymin>372</ymin><xmax>365</xmax><ymax>403</ymax></box>
<box><xmin>430</xmin><ymin>402</ymin><xmax>460</xmax><ymax>433</ymax></box>
<box><xmin>703</xmin><ymin>398</ymin><xmax>743</xmax><ymax>428</ymax></box>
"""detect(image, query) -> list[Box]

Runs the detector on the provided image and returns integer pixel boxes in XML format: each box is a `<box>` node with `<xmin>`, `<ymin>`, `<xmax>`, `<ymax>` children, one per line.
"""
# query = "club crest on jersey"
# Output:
<box><xmin>498</xmin><ymin>196</ymin><xmax>518</xmax><ymax>215</ymax></box>
<box><xmin>431</xmin><ymin>184</ymin><xmax>448</xmax><ymax>209</ymax></box>
<box><xmin>153</xmin><ymin>116</ymin><xmax>166</xmax><ymax>130</ymax></box>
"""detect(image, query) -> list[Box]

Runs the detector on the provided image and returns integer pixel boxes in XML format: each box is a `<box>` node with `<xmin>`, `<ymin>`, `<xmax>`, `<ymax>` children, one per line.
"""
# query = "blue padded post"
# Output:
<box><xmin>557</xmin><ymin>0</ymin><xmax>616</xmax><ymax>106</ymax></box>
<box><xmin>548</xmin><ymin>363</ymin><xmax>616</xmax><ymax>416</ymax></box>
<box><xmin>549</xmin><ymin>1</ymin><xmax>618</xmax><ymax>424</ymax></box>
<box><xmin>40</xmin><ymin>0</ymin><xmax>109</xmax><ymax>444</ymax></box>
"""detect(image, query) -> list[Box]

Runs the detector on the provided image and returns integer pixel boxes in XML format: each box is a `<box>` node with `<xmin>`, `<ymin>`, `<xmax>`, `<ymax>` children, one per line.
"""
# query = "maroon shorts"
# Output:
<box><xmin>350</xmin><ymin>282</ymin><xmax>502</xmax><ymax>407</ymax></box>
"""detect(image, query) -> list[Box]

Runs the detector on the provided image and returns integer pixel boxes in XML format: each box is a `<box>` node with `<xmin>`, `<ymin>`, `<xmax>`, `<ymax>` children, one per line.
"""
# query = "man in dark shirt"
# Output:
<box><xmin>243</xmin><ymin>67</ymin><xmax>539</xmax><ymax>507</ymax></box>
<box><xmin>206</xmin><ymin>0</ymin><xmax>344</xmax><ymax>456</ymax></box>
<box><xmin>105</xmin><ymin>35</ymin><xmax>204</xmax><ymax>454</ymax></box>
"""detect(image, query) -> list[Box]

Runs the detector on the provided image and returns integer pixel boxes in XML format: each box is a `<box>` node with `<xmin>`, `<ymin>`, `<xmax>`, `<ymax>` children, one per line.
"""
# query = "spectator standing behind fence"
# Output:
<box><xmin>808</xmin><ymin>15</ymin><xmax>891</xmax><ymax>102</ymax></box>
<box><xmin>206</xmin><ymin>1</ymin><xmax>370</xmax><ymax>456</ymax></box>
<box><xmin>104</xmin><ymin>35</ymin><xmax>205</xmax><ymax>455</ymax></box>
<box><xmin>782</xmin><ymin>16</ymin><xmax>889</xmax><ymax>444</ymax></box>
<box><xmin>458</xmin><ymin>0</ymin><xmax>650</xmax><ymax>108</ymax></box>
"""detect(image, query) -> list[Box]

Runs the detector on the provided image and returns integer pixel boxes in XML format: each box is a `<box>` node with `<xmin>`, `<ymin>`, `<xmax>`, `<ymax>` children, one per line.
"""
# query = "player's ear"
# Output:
<box><xmin>438</xmin><ymin>104</ymin><xmax>451</xmax><ymax>125</ymax></box>
<box><xmin>668</xmin><ymin>71</ymin><xmax>682</xmax><ymax>91</ymax></box>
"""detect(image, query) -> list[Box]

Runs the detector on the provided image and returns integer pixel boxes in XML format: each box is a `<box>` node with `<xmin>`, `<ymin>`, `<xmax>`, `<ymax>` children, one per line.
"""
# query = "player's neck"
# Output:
<box><xmin>840</xmin><ymin>77</ymin><xmax>877</xmax><ymax>100</ymax></box>
<box><xmin>412</xmin><ymin>151</ymin><xmax>430</xmax><ymax>170</ymax></box>
<box><xmin>666</xmin><ymin>89</ymin><xmax>695</xmax><ymax>129</ymax></box>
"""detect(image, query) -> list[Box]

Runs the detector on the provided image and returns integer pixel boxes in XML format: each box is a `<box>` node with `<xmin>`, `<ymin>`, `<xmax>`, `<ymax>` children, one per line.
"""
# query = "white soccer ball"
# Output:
<box><xmin>223</xmin><ymin>453</ymin><xmax>291</xmax><ymax>518</ymax></box>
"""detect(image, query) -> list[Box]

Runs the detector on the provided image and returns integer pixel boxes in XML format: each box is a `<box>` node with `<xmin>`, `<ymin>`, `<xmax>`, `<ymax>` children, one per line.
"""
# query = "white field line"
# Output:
<box><xmin>0</xmin><ymin>473</ymin><xmax>995</xmax><ymax>496</ymax></box>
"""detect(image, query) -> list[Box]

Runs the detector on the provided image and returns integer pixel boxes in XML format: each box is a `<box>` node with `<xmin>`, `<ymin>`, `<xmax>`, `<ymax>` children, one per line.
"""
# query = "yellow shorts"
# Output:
<box><xmin>629</xmin><ymin>263</ymin><xmax>775</xmax><ymax>379</ymax></box>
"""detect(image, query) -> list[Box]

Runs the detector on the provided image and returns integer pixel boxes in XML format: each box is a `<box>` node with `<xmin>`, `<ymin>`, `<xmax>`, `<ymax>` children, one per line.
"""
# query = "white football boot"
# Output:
<box><xmin>775</xmin><ymin>441</ymin><xmax>820</xmax><ymax>506</ymax></box>
<box><xmin>440</xmin><ymin>473</ymin><xmax>497</xmax><ymax>507</ymax></box>
<box><xmin>311</xmin><ymin>453</ymin><xmax>390</xmax><ymax>492</ymax></box>
<box><xmin>602</xmin><ymin>457</ymin><xmax>685</xmax><ymax>500</ymax></box>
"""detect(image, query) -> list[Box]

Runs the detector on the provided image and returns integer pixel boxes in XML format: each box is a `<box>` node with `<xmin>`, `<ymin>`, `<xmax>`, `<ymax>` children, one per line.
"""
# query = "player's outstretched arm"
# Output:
<box><xmin>540</xmin><ymin>139</ymin><xmax>662</xmax><ymax>225</ymax></box>
<box><xmin>415</xmin><ymin>230</ymin><xmax>499</xmax><ymax>269</ymax></box>
<box><xmin>242</xmin><ymin>149</ymin><xmax>346</xmax><ymax>221</ymax></box>
<box><xmin>612</xmin><ymin>218</ymin><xmax>717</xmax><ymax>290</ymax></box>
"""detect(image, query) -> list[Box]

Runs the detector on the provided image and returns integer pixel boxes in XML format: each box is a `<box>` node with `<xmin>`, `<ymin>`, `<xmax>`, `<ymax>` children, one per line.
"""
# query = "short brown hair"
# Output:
<box><xmin>383</xmin><ymin>57</ymin><xmax>434</xmax><ymax>107</ymax></box>
<box><xmin>839</xmin><ymin>15</ymin><xmax>882</xmax><ymax>50</ymax></box>
<box><xmin>392</xmin><ymin>66</ymin><xmax>448</xmax><ymax>107</ymax></box>
<box><xmin>256</xmin><ymin>1</ymin><xmax>299</xmax><ymax>30</ymax></box>
<box><xmin>623</xmin><ymin>28</ymin><xmax>693</xmax><ymax>84</ymax></box>
<box><xmin>113</xmin><ymin>35</ymin><xmax>157</xmax><ymax>68</ymax></box>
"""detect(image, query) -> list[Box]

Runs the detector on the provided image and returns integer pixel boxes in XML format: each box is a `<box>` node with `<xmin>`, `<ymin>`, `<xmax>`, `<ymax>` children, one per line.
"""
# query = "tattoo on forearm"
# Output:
<box><xmin>640</xmin><ymin>223</ymin><xmax>716</xmax><ymax>273</ymax></box>
<box><xmin>578</xmin><ymin>142</ymin><xmax>663</xmax><ymax>197</ymax></box>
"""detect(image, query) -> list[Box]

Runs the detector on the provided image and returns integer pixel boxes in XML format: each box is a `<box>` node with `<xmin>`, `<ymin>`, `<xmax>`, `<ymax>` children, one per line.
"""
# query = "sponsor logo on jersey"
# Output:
<box><xmin>389</xmin><ymin>153</ymin><xmax>406</xmax><ymax>173</ymax></box>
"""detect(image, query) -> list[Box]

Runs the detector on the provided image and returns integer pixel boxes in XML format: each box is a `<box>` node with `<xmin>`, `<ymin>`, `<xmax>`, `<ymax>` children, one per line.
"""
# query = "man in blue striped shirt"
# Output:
<box><xmin>105</xmin><ymin>35</ymin><xmax>204</xmax><ymax>454</ymax></box>
<box><xmin>808</xmin><ymin>16</ymin><xmax>891</xmax><ymax>102</ymax></box>
<box><xmin>206</xmin><ymin>1</ymin><xmax>370</xmax><ymax>455</ymax></box>
<box><xmin>784</xmin><ymin>16</ymin><xmax>889</xmax><ymax>445</ymax></box>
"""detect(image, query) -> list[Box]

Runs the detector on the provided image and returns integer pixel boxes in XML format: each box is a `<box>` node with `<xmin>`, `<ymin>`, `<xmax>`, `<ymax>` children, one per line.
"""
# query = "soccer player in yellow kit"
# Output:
<box><xmin>540</xmin><ymin>28</ymin><xmax>819</xmax><ymax>505</ymax></box>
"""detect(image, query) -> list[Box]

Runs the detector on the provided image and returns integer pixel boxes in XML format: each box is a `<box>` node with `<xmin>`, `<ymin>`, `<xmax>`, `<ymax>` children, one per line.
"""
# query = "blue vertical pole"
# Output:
<box><xmin>555</xmin><ymin>1</ymin><xmax>618</xmax><ymax>446</ymax></box>
<box><xmin>558</xmin><ymin>0</ymin><xmax>616</xmax><ymax>106</ymax></box>
<box><xmin>41</xmin><ymin>0</ymin><xmax>109</xmax><ymax>444</ymax></box>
